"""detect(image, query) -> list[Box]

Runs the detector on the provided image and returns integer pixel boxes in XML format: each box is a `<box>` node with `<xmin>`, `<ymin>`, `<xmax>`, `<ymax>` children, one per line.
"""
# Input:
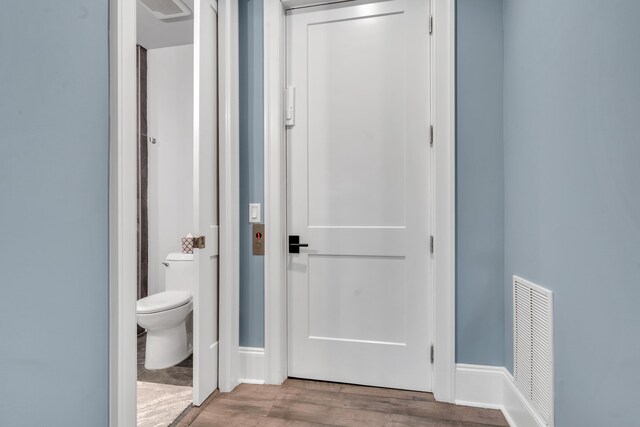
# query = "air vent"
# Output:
<box><xmin>514</xmin><ymin>276</ymin><xmax>554</xmax><ymax>426</ymax></box>
<box><xmin>138</xmin><ymin>0</ymin><xmax>191</xmax><ymax>20</ymax></box>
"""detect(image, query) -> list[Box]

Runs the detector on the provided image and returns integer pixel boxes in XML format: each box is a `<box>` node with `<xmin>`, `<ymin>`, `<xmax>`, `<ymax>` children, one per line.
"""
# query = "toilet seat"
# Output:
<box><xmin>137</xmin><ymin>291</ymin><xmax>192</xmax><ymax>314</ymax></box>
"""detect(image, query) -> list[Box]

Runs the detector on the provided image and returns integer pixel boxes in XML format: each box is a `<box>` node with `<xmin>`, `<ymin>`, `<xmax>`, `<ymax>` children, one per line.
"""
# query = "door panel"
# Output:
<box><xmin>193</xmin><ymin>0</ymin><xmax>218</xmax><ymax>406</ymax></box>
<box><xmin>306</xmin><ymin>12</ymin><xmax>406</xmax><ymax>228</ymax></box>
<box><xmin>287</xmin><ymin>0</ymin><xmax>432</xmax><ymax>392</ymax></box>
<box><xmin>308</xmin><ymin>255</ymin><xmax>406</xmax><ymax>344</ymax></box>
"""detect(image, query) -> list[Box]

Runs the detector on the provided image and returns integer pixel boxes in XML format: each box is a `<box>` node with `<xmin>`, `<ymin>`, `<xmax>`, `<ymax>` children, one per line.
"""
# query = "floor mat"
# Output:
<box><xmin>137</xmin><ymin>381</ymin><xmax>192</xmax><ymax>427</ymax></box>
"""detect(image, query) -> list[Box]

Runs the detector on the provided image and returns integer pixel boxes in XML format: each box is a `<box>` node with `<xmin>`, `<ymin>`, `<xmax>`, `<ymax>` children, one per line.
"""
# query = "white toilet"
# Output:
<box><xmin>137</xmin><ymin>253</ymin><xmax>194</xmax><ymax>370</ymax></box>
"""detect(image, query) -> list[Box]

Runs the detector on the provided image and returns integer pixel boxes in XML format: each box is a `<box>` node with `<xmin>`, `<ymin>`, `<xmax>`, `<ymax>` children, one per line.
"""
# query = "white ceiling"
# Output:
<box><xmin>137</xmin><ymin>0</ymin><xmax>194</xmax><ymax>50</ymax></box>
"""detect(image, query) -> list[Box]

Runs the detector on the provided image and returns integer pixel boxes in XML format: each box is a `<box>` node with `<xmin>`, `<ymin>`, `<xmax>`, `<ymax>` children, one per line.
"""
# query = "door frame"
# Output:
<box><xmin>263</xmin><ymin>0</ymin><xmax>456</xmax><ymax>402</ymax></box>
<box><xmin>108</xmin><ymin>0</ymin><xmax>240</xmax><ymax>425</ymax></box>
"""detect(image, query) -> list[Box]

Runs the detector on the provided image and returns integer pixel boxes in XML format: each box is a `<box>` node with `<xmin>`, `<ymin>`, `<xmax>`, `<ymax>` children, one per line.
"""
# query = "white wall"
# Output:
<box><xmin>147</xmin><ymin>44</ymin><xmax>194</xmax><ymax>295</ymax></box>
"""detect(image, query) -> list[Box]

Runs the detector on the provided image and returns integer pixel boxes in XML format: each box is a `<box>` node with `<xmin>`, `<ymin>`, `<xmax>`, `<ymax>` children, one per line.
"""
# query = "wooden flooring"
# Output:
<box><xmin>189</xmin><ymin>379</ymin><xmax>508</xmax><ymax>427</ymax></box>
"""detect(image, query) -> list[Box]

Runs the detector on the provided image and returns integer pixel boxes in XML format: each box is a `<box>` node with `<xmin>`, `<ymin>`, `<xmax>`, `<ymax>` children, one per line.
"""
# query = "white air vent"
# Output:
<box><xmin>138</xmin><ymin>0</ymin><xmax>191</xmax><ymax>20</ymax></box>
<box><xmin>514</xmin><ymin>276</ymin><xmax>554</xmax><ymax>426</ymax></box>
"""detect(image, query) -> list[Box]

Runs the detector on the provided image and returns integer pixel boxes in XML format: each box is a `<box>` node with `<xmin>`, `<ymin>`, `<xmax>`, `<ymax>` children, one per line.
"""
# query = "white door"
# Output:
<box><xmin>286</xmin><ymin>0</ymin><xmax>432</xmax><ymax>391</ymax></box>
<box><xmin>192</xmin><ymin>0</ymin><xmax>218</xmax><ymax>406</ymax></box>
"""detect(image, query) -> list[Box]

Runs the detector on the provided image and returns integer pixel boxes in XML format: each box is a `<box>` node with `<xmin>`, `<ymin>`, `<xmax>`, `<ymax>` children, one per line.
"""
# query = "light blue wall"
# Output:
<box><xmin>239</xmin><ymin>0</ymin><xmax>265</xmax><ymax>348</ymax></box>
<box><xmin>455</xmin><ymin>0</ymin><xmax>505</xmax><ymax>366</ymax></box>
<box><xmin>0</xmin><ymin>1</ymin><xmax>109</xmax><ymax>426</ymax></box>
<box><xmin>503</xmin><ymin>1</ymin><xmax>640</xmax><ymax>425</ymax></box>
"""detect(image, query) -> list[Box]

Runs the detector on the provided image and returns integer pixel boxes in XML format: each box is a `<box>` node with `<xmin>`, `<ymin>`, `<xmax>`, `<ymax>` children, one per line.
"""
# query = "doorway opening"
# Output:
<box><xmin>133</xmin><ymin>0</ymin><xmax>219</xmax><ymax>425</ymax></box>
<box><xmin>135</xmin><ymin>5</ymin><xmax>195</xmax><ymax>423</ymax></box>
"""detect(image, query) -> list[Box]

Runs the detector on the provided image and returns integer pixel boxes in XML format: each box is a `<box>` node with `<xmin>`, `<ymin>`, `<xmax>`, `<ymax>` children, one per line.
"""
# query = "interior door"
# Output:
<box><xmin>286</xmin><ymin>0</ymin><xmax>432</xmax><ymax>391</ymax></box>
<box><xmin>193</xmin><ymin>0</ymin><xmax>218</xmax><ymax>406</ymax></box>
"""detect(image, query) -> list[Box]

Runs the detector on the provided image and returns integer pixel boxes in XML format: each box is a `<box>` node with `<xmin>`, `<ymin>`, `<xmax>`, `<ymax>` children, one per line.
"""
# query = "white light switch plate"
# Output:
<box><xmin>249</xmin><ymin>203</ymin><xmax>261</xmax><ymax>223</ymax></box>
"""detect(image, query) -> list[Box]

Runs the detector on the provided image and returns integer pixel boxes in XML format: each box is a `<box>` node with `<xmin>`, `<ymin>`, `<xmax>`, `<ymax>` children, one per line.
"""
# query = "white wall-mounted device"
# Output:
<box><xmin>249</xmin><ymin>203</ymin><xmax>261</xmax><ymax>223</ymax></box>
<box><xmin>285</xmin><ymin>87</ymin><xmax>295</xmax><ymax>127</ymax></box>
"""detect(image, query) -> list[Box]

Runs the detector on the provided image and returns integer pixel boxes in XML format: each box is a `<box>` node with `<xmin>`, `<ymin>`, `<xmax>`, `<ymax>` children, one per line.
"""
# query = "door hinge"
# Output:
<box><xmin>430</xmin><ymin>344</ymin><xmax>434</xmax><ymax>364</ymax></box>
<box><xmin>430</xmin><ymin>235</ymin><xmax>434</xmax><ymax>255</ymax></box>
<box><xmin>429</xmin><ymin>125</ymin><xmax>434</xmax><ymax>147</ymax></box>
<box><xmin>429</xmin><ymin>15</ymin><xmax>433</xmax><ymax>35</ymax></box>
<box><xmin>193</xmin><ymin>236</ymin><xmax>206</xmax><ymax>249</ymax></box>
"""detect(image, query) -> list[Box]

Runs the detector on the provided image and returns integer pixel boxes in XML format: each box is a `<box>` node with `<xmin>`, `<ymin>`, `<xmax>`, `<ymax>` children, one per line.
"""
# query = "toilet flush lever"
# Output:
<box><xmin>162</xmin><ymin>262</ymin><xmax>170</xmax><ymax>267</ymax></box>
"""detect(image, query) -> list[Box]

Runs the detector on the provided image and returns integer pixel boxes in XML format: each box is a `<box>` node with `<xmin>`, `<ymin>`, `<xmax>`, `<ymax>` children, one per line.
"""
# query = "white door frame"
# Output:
<box><xmin>108</xmin><ymin>0</ymin><xmax>240</xmax><ymax>425</ymax></box>
<box><xmin>109</xmin><ymin>0</ymin><xmax>137</xmax><ymax>424</ymax></box>
<box><xmin>217</xmin><ymin>0</ymin><xmax>242</xmax><ymax>395</ymax></box>
<box><xmin>263</xmin><ymin>0</ymin><xmax>456</xmax><ymax>402</ymax></box>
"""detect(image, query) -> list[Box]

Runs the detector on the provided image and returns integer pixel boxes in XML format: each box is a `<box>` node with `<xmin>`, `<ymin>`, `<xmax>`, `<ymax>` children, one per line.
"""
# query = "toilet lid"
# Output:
<box><xmin>137</xmin><ymin>291</ymin><xmax>192</xmax><ymax>314</ymax></box>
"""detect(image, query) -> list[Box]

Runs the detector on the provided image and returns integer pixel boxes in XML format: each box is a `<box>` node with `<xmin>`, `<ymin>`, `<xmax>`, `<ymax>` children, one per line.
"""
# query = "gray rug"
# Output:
<box><xmin>137</xmin><ymin>381</ymin><xmax>192</xmax><ymax>427</ymax></box>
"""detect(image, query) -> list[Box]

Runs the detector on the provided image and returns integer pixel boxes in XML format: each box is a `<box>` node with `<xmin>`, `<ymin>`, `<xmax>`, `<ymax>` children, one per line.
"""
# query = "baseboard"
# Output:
<box><xmin>238</xmin><ymin>347</ymin><xmax>265</xmax><ymax>384</ymax></box>
<box><xmin>455</xmin><ymin>364</ymin><xmax>548</xmax><ymax>427</ymax></box>
<box><xmin>455</xmin><ymin>364</ymin><xmax>505</xmax><ymax>410</ymax></box>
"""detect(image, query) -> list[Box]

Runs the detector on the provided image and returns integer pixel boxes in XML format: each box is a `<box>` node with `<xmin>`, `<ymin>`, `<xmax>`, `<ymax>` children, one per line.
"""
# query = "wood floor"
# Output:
<box><xmin>189</xmin><ymin>379</ymin><xmax>508</xmax><ymax>427</ymax></box>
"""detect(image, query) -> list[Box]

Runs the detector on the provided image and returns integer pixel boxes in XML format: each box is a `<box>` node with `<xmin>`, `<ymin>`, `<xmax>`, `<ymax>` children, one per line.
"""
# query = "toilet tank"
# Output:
<box><xmin>164</xmin><ymin>253</ymin><xmax>195</xmax><ymax>293</ymax></box>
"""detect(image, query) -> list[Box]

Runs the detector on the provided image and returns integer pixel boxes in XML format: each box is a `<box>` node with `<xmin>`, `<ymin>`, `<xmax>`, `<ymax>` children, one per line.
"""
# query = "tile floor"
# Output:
<box><xmin>137</xmin><ymin>332</ymin><xmax>193</xmax><ymax>387</ymax></box>
<box><xmin>137</xmin><ymin>332</ymin><xmax>194</xmax><ymax>427</ymax></box>
<box><xmin>137</xmin><ymin>381</ymin><xmax>192</xmax><ymax>427</ymax></box>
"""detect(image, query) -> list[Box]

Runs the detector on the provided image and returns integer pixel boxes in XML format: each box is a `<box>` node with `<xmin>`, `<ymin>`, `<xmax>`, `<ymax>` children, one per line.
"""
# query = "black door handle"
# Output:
<box><xmin>289</xmin><ymin>235</ymin><xmax>309</xmax><ymax>254</ymax></box>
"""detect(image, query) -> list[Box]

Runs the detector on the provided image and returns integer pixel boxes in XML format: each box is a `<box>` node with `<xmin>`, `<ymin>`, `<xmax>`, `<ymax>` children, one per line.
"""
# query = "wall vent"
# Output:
<box><xmin>514</xmin><ymin>276</ymin><xmax>554</xmax><ymax>426</ymax></box>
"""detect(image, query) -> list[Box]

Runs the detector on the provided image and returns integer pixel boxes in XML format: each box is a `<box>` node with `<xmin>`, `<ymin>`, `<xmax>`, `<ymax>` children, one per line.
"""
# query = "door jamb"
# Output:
<box><xmin>217</xmin><ymin>0</ymin><xmax>242</xmax><ymax>394</ymax></box>
<box><xmin>263</xmin><ymin>0</ymin><xmax>288</xmax><ymax>385</ymax></box>
<box><xmin>108</xmin><ymin>0</ymin><xmax>241</xmax><ymax>425</ymax></box>
<box><xmin>109</xmin><ymin>0</ymin><xmax>137</xmax><ymax>424</ymax></box>
<box><xmin>430</xmin><ymin>0</ymin><xmax>456</xmax><ymax>402</ymax></box>
<box><xmin>262</xmin><ymin>0</ymin><xmax>456</xmax><ymax>402</ymax></box>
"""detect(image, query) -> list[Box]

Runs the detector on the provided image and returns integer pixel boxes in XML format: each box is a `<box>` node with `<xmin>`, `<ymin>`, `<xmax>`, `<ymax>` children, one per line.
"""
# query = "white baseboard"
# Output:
<box><xmin>455</xmin><ymin>364</ymin><xmax>548</xmax><ymax>427</ymax></box>
<box><xmin>238</xmin><ymin>347</ymin><xmax>265</xmax><ymax>384</ymax></box>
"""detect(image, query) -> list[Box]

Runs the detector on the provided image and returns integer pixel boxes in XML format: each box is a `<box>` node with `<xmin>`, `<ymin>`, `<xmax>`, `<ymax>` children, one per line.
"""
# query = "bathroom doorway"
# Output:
<box><xmin>135</xmin><ymin>0</ymin><xmax>219</xmax><ymax>425</ymax></box>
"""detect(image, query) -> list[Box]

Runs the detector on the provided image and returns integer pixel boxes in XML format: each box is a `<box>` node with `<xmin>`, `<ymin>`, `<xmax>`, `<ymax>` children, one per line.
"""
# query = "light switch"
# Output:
<box><xmin>249</xmin><ymin>203</ymin><xmax>261</xmax><ymax>223</ymax></box>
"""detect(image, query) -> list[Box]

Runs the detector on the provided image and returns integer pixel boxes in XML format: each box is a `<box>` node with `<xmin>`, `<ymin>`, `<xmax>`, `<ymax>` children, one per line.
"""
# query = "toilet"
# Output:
<box><xmin>137</xmin><ymin>253</ymin><xmax>194</xmax><ymax>370</ymax></box>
